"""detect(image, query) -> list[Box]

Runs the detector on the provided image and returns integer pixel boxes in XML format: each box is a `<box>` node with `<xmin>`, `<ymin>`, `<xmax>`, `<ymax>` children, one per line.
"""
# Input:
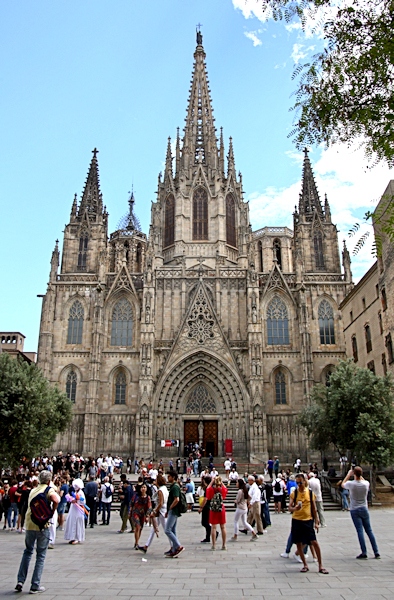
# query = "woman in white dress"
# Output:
<box><xmin>64</xmin><ymin>478</ymin><xmax>86</xmax><ymax>545</ymax></box>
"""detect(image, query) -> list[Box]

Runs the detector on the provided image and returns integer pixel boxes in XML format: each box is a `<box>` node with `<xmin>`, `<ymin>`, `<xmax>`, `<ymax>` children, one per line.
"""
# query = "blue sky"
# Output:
<box><xmin>1</xmin><ymin>0</ymin><xmax>392</xmax><ymax>352</ymax></box>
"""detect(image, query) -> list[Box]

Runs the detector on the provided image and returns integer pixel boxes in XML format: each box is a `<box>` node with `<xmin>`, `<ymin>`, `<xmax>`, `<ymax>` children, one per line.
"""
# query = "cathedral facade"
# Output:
<box><xmin>37</xmin><ymin>35</ymin><xmax>353</xmax><ymax>462</ymax></box>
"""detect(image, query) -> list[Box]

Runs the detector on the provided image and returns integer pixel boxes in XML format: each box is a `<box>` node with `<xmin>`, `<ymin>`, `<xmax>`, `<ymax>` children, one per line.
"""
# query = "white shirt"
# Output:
<box><xmin>101</xmin><ymin>483</ymin><xmax>114</xmax><ymax>503</ymax></box>
<box><xmin>273</xmin><ymin>479</ymin><xmax>286</xmax><ymax>496</ymax></box>
<box><xmin>248</xmin><ymin>481</ymin><xmax>260</xmax><ymax>505</ymax></box>
<box><xmin>106</xmin><ymin>456</ymin><xmax>114</xmax><ymax>467</ymax></box>
<box><xmin>224</xmin><ymin>460</ymin><xmax>231</xmax><ymax>470</ymax></box>
<box><xmin>343</xmin><ymin>479</ymin><xmax>369</xmax><ymax>510</ymax></box>
<box><xmin>158</xmin><ymin>484</ymin><xmax>169</xmax><ymax>516</ymax></box>
<box><xmin>229</xmin><ymin>471</ymin><xmax>239</xmax><ymax>481</ymax></box>
<box><xmin>149</xmin><ymin>468</ymin><xmax>158</xmax><ymax>479</ymax></box>
<box><xmin>308</xmin><ymin>476</ymin><xmax>322</xmax><ymax>502</ymax></box>
<box><xmin>210</xmin><ymin>470</ymin><xmax>218</xmax><ymax>478</ymax></box>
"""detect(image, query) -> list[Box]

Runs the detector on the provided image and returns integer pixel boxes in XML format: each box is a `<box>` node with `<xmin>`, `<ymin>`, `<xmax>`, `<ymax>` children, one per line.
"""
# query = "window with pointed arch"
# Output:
<box><xmin>66</xmin><ymin>370</ymin><xmax>77</xmax><ymax>403</ymax></box>
<box><xmin>111</xmin><ymin>298</ymin><xmax>133</xmax><ymax>346</ymax></box>
<box><xmin>136</xmin><ymin>243</ymin><xmax>142</xmax><ymax>272</ymax></box>
<box><xmin>67</xmin><ymin>300</ymin><xmax>84</xmax><ymax>344</ymax></box>
<box><xmin>314</xmin><ymin>230</ymin><xmax>325</xmax><ymax>270</ymax></box>
<box><xmin>258</xmin><ymin>240</ymin><xmax>263</xmax><ymax>272</ymax></box>
<box><xmin>273</xmin><ymin>238</ymin><xmax>282</xmax><ymax>269</ymax></box>
<box><xmin>114</xmin><ymin>370</ymin><xmax>127</xmax><ymax>405</ymax></box>
<box><xmin>226</xmin><ymin>193</ymin><xmax>237</xmax><ymax>248</ymax></box>
<box><xmin>318</xmin><ymin>299</ymin><xmax>335</xmax><ymax>344</ymax></box>
<box><xmin>77</xmin><ymin>231</ymin><xmax>88</xmax><ymax>271</ymax></box>
<box><xmin>164</xmin><ymin>194</ymin><xmax>175</xmax><ymax>248</ymax></box>
<box><xmin>193</xmin><ymin>187</ymin><xmax>208</xmax><ymax>240</ymax></box>
<box><xmin>275</xmin><ymin>370</ymin><xmax>287</xmax><ymax>404</ymax></box>
<box><xmin>267</xmin><ymin>296</ymin><xmax>289</xmax><ymax>345</ymax></box>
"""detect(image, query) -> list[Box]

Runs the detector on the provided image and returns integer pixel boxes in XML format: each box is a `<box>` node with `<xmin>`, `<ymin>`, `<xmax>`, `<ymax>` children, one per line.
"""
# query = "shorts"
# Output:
<box><xmin>273</xmin><ymin>494</ymin><xmax>283</xmax><ymax>502</ymax></box>
<box><xmin>186</xmin><ymin>493</ymin><xmax>194</xmax><ymax>504</ymax></box>
<box><xmin>291</xmin><ymin>519</ymin><xmax>316</xmax><ymax>545</ymax></box>
<box><xmin>57</xmin><ymin>503</ymin><xmax>67</xmax><ymax>515</ymax></box>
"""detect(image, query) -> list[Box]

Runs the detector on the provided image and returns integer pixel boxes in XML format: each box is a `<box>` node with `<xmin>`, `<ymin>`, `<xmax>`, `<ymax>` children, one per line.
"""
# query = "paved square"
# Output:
<box><xmin>1</xmin><ymin>508</ymin><xmax>393</xmax><ymax>599</ymax></box>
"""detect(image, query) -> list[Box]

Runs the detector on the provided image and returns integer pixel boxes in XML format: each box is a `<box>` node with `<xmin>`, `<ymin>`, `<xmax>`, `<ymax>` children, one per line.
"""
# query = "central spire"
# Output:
<box><xmin>299</xmin><ymin>148</ymin><xmax>323</xmax><ymax>218</ymax></box>
<box><xmin>180</xmin><ymin>31</ymin><xmax>218</xmax><ymax>171</ymax></box>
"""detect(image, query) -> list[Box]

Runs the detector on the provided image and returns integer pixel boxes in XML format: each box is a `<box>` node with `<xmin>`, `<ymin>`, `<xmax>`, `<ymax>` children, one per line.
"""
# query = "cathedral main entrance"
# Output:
<box><xmin>184</xmin><ymin>420</ymin><xmax>218</xmax><ymax>457</ymax></box>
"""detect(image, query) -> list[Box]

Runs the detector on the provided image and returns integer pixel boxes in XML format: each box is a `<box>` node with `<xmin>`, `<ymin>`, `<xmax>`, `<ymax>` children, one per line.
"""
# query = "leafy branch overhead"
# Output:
<box><xmin>261</xmin><ymin>0</ymin><xmax>394</xmax><ymax>166</ymax></box>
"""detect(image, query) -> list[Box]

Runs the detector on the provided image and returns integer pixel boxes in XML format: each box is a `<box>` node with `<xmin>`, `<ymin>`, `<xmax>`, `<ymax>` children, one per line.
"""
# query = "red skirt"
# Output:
<box><xmin>209</xmin><ymin>508</ymin><xmax>226</xmax><ymax>525</ymax></box>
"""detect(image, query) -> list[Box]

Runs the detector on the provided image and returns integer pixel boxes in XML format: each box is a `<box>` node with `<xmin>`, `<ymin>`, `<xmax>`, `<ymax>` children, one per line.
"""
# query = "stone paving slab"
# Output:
<box><xmin>0</xmin><ymin>508</ymin><xmax>393</xmax><ymax>599</ymax></box>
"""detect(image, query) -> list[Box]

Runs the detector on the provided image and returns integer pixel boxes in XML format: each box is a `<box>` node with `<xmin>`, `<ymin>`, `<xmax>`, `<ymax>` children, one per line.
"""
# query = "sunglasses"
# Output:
<box><xmin>296</xmin><ymin>481</ymin><xmax>304</xmax><ymax>485</ymax></box>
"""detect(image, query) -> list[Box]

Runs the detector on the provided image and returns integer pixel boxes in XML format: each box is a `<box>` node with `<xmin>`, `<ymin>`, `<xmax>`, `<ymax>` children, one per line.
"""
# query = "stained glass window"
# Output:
<box><xmin>111</xmin><ymin>299</ymin><xmax>133</xmax><ymax>346</ymax></box>
<box><xmin>66</xmin><ymin>371</ymin><xmax>77</xmax><ymax>403</ymax></box>
<box><xmin>267</xmin><ymin>296</ymin><xmax>289</xmax><ymax>345</ymax></box>
<box><xmin>193</xmin><ymin>187</ymin><xmax>208</xmax><ymax>240</ymax></box>
<box><xmin>275</xmin><ymin>371</ymin><xmax>286</xmax><ymax>404</ymax></box>
<box><xmin>164</xmin><ymin>194</ymin><xmax>175</xmax><ymax>248</ymax></box>
<box><xmin>67</xmin><ymin>300</ymin><xmax>84</xmax><ymax>344</ymax></box>
<box><xmin>314</xmin><ymin>231</ymin><xmax>325</xmax><ymax>269</ymax></box>
<box><xmin>318</xmin><ymin>300</ymin><xmax>335</xmax><ymax>344</ymax></box>
<box><xmin>115</xmin><ymin>371</ymin><xmax>126</xmax><ymax>404</ymax></box>
<box><xmin>226</xmin><ymin>194</ymin><xmax>236</xmax><ymax>248</ymax></box>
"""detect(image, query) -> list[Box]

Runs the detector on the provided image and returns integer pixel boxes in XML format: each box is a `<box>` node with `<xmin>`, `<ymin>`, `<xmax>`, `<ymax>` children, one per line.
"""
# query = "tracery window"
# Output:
<box><xmin>193</xmin><ymin>187</ymin><xmax>208</xmax><ymax>240</ymax></box>
<box><xmin>164</xmin><ymin>194</ymin><xmax>175</xmax><ymax>248</ymax></box>
<box><xmin>66</xmin><ymin>371</ymin><xmax>77</xmax><ymax>403</ymax></box>
<box><xmin>115</xmin><ymin>371</ymin><xmax>126</xmax><ymax>404</ymax></box>
<box><xmin>275</xmin><ymin>370</ymin><xmax>287</xmax><ymax>404</ymax></box>
<box><xmin>77</xmin><ymin>232</ymin><xmax>88</xmax><ymax>271</ymax></box>
<box><xmin>318</xmin><ymin>299</ymin><xmax>335</xmax><ymax>344</ymax></box>
<box><xmin>226</xmin><ymin>194</ymin><xmax>237</xmax><ymax>248</ymax></box>
<box><xmin>185</xmin><ymin>384</ymin><xmax>216</xmax><ymax>413</ymax></box>
<box><xmin>314</xmin><ymin>230</ymin><xmax>325</xmax><ymax>270</ymax></box>
<box><xmin>273</xmin><ymin>238</ymin><xmax>282</xmax><ymax>268</ymax></box>
<box><xmin>67</xmin><ymin>300</ymin><xmax>84</xmax><ymax>344</ymax></box>
<box><xmin>267</xmin><ymin>296</ymin><xmax>289</xmax><ymax>345</ymax></box>
<box><xmin>111</xmin><ymin>299</ymin><xmax>133</xmax><ymax>346</ymax></box>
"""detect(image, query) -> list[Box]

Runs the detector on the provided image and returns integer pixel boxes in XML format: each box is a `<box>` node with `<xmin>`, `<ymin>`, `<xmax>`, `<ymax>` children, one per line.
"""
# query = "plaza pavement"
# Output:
<box><xmin>1</xmin><ymin>507</ymin><xmax>393</xmax><ymax>600</ymax></box>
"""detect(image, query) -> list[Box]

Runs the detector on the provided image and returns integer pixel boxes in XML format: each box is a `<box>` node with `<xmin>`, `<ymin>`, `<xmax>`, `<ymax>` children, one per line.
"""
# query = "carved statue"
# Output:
<box><xmin>196</xmin><ymin>30</ymin><xmax>203</xmax><ymax>45</ymax></box>
<box><xmin>198</xmin><ymin>419</ymin><xmax>204</xmax><ymax>441</ymax></box>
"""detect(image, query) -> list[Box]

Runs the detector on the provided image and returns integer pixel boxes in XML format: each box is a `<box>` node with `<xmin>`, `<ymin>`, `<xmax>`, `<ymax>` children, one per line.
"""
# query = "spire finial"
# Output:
<box><xmin>92</xmin><ymin>147</ymin><xmax>99</xmax><ymax>158</ymax></box>
<box><xmin>78</xmin><ymin>150</ymin><xmax>102</xmax><ymax>218</ymax></box>
<box><xmin>196</xmin><ymin>23</ymin><xmax>203</xmax><ymax>46</ymax></box>
<box><xmin>299</xmin><ymin>148</ymin><xmax>323</xmax><ymax>217</ymax></box>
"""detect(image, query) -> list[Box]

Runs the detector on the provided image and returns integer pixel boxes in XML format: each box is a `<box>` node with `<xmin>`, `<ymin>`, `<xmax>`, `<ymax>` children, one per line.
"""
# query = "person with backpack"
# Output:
<box><xmin>14</xmin><ymin>470</ymin><xmax>60</xmax><ymax>594</ymax></box>
<box><xmin>100</xmin><ymin>476</ymin><xmax>114</xmax><ymax>526</ymax></box>
<box><xmin>164</xmin><ymin>471</ymin><xmax>185</xmax><ymax>558</ymax></box>
<box><xmin>273</xmin><ymin>474</ymin><xmax>286</xmax><ymax>514</ymax></box>
<box><xmin>205</xmin><ymin>475</ymin><xmax>228</xmax><ymax>550</ymax></box>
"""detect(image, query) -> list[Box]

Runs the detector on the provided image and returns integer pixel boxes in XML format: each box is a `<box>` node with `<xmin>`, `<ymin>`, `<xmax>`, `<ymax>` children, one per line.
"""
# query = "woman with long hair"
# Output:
<box><xmin>130</xmin><ymin>483</ymin><xmax>152</xmax><ymax>549</ymax></box>
<box><xmin>197</xmin><ymin>476</ymin><xmax>212</xmax><ymax>543</ymax></box>
<box><xmin>138</xmin><ymin>474</ymin><xmax>168</xmax><ymax>554</ymax></box>
<box><xmin>205</xmin><ymin>476</ymin><xmax>228</xmax><ymax>550</ymax></box>
<box><xmin>231</xmin><ymin>479</ymin><xmax>257</xmax><ymax>541</ymax></box>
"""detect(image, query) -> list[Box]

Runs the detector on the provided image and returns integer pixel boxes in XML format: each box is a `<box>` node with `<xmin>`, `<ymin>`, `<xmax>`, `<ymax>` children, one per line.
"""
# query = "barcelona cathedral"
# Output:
<box><xmin>37</xmin><ymin>33</ymin><xmax>353</xmax><ymax>462</ymax></box>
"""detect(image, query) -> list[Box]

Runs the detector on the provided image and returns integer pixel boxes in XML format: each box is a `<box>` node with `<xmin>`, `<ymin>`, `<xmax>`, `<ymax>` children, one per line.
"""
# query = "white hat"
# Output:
<box><xmin>72</xmin><ymin>478</ymin><xmax>84</xmax><ymax>490</ymax></box>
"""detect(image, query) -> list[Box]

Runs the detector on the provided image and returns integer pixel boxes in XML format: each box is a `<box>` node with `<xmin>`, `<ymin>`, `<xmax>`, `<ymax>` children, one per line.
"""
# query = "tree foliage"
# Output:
<box><xmin>298</xmin><ymin>359</ymin><xmax>394</xmax><ymax>468</ymax></box>
<box><xmin>0</xmin><ymin>353</ymin><xmax>72</xmax><ymax>468</ymax></box>
<box><xmin>260</xmin><ymin>0</ymin><xmax>394</xmax><ymax>166</ymax></box>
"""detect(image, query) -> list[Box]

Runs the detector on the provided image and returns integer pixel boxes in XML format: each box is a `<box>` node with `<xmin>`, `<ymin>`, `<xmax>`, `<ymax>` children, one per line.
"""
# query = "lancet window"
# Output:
<box><xmin>318</xmin><ymin>299</ymin><xmax>335</xmax><ymax>344</ymax></box>
<box><xmin>164</xmin><ymin>194</ymin><xmax>175</xmax><ymax>248</ymax></box>
<box><xmin>275</xmin><ymin>370</ymin><xmax>287</xmax><ymax>404</ymax></box>
<box><xmin>226</xmin><ymin>193</ymin><xmax>237</xmax><ymax>248</ymax></box>
<box><xmin>193</xmin><ymin>187</ymin><xmax>208</xmax><ymax>240</ymax></box>
<box><xmin>77</xmin><ymin>232</ymin><xmax>88</xmax><ymax>271</ymax></box>
<box><xmin>67</xmin><ymin>301</ymin><xmax>84</xmax><ymax>344</ymax></box>
<box><xmin>114</xmin><ymin>370</ymin><xmax>127</xmax><ymax>404</ymax></box>
<box><xmin>267</xmin><ymin>296</ymin><xmax>289</xmax><ymax>345</ymax></box>
<box><xmin>66</xmin><ymin>370</ymin><xmax>77</xmax><ymax>403</ymax></box>
<box><xmin>314</xmin><ymin>230</ymin><xmax>325</xmax><ymax>270</ymax></box>
<box><xmin>111</xmin><ymin>298</ymin><xmax>133</xmax><ymax>346</ymax></box>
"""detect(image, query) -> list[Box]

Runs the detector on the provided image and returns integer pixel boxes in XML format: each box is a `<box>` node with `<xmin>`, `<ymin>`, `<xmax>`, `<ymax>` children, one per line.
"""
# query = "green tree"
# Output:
<box><xmin>260</xmin><ymin>0</ymin><xmax>394</xmax><ymax>166</ymax></box>
<box><xmin>298</xmin><ymin>360</ymin><xmax>394</xmax><ymax>488</ymax></box>
<box><xmin>0</xmin><ymin>353</ymin><xmax>72</xmax><ymax>469</ymax></box>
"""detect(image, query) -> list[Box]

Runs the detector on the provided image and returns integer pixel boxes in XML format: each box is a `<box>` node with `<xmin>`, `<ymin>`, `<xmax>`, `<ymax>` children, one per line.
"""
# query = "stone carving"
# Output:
<box><xmin>185</xmin><ymin>384</ymin><xmax>216</xmax><ymax>413</ymax></box>
<box><xmin>187</xmin><ymin>288</ymin><xmax>214</xmax><ymax>344</ymax></box>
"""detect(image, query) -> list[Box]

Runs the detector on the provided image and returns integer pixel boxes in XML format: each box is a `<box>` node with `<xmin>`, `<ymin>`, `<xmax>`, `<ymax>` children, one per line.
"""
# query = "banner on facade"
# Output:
<box><xmin>160</xmin><ymin>439</ymin><xmax>179</xmax><ymax>448</ymax></box>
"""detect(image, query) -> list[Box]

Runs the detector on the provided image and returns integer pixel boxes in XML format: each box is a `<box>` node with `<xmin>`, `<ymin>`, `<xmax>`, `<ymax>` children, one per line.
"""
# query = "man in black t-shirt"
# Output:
<box><xmin>164</xmin><ymin>472</ymin><xmax>184</xmax><ymax>558</ymax></box>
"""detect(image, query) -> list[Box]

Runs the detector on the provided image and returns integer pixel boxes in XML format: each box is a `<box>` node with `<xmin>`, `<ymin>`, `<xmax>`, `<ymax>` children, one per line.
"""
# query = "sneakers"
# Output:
<box><xmin>293</xmin><ymin>553</ymin><xmax>308</xmax><ymax>563</ymax></box>
<box><xmin>137</xmin><ymin>546</ymin><xmax>147</xmax><ymax>554</ymax></box>
<box><xmin>15</xmin><ymin>583</ymin><xmax>23</xmax><ymax>593</ymax></box>
<box><xmin>375</xmin><ymin>554</ymin><xmax>381</xmax><ymax>559</ymax></box>
<box><xmin>280</xmin><ymin>552</ymin><xmax>289</xmax><ymax>558</ymax></box>
<box><xmin>250</xmin><ymin>535</ymin><xmax>258</xmax><ymax>542</ymax></box>
<box><xmin>164</xmin><ymin>549</ymin><xmax>173</xmax><ymax>556</ymax></box>
<box><xmin>29</xmin><ymin>587</ymin><xmax>45</xmax><ymax>594</ymax></box>
<box><xmin>356</xmin><ymin>553</ymin><xmax>368</xmax><ymax>559</ymax></box>
<box><xmin>239</xmin><ymin>529</ymin><xmax>248</xmax><ymax>535</ymax></box>
<box><xmin>172</xmin><ymin>546</ymin><xmax>184</xmax><ymax>557</ymax></box>
<box><xmin>48</xmin><ymin>544</ymin><xmax>54</xmax><ymax>550</ymax></box>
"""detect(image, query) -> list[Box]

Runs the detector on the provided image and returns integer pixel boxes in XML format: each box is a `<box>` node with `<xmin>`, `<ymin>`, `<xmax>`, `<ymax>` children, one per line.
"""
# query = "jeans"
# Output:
<box><xmin>85</xmin><ymin>496</ymin><xmax>96</xmax><ymax>526</ymax></box>
<box><xmin>165</xmin><ymin>510</ymin><xmax>180</xmax><ymax>551</ymax></box>
<box><xmin>262</xmin><ymin>502</ymin><xmax>271</xmax><ymax>526</ymax></box>
<box><xmin>17</xmin><ymin>529</ymin><xmax>50</xmax><ymax>591</ymax></box>
<box><xmin>7</xmin><ymin>503</ymin><xmax>18</xmax><ymax>527</ymax></box>
<box><xmin>102</xmin><ymin>502</ymin><xmax>111</xmax><ymax>524</ymax></box>
<box><xmin>341</xmin><ymin>489</ymin><xmax>349</xmax><ymax>510</ymax></box>
<box><xmin>350</xmin><ymin>506</ymin><xmax>379</xmax><ymax>555</ymax></box>
<box><xmin>285</xmin><ymin>531</ymin><xmax>308</xmax><ymax>555</ymax></box>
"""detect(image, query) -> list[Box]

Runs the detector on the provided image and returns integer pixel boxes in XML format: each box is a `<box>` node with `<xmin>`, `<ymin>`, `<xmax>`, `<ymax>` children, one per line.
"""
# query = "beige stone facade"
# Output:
<box><xmin>37</xmin><ymin>35</ymin><xmax>352</xmax><ymax>461</ymax></box>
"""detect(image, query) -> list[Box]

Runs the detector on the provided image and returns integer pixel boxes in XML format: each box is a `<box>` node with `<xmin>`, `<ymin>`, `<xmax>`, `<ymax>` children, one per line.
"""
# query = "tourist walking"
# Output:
<box><xmin>164</xmin><ymin>471</ymin><xmax>184</xmax><ymax>557</ymax></box>
<box><xmin>231</xmin><ymin>479</ymin><xmax>257</xmax><ymax>541</ymax></box>
<box><xmin>205</xmin><ymin>476</ymin><xmax>228</xmax><ymax>550</ymax></box>
<box><xmin>342</xmin><ymin>467</ymin><xmax>380</xmax><ymax>559</ymax></box>
<box><xmin>197</xmin><ymin>476</ymin><xmax>212</xmax><ymax>543</ymax></box>
<box><xmin>131</xmin><ymin>483</ymin><xmax>152</xmax><ymax>550</ymax></box>
<box><xmin>100</xmin><ymin>476</ymin><xmax>114</xmax><ymax>526</ymax></box>
<box><xmin>288</xmin><ymin>473</ymin><xmax>329</xmax><ymax>574</ymax></box>
<box><xmin>138</xmin><ymin>473</ymin><xmax>168</xmax><ymax>554</ymax></box>
<box><xmin>15</xmin><ymin>470</ymin><xmax>60</xmax><ymax>594</ymax></box>
<box><xmin>64</xmin><ymin>478</ymin><xmax>86</xmax><ymax>545</ymax></box>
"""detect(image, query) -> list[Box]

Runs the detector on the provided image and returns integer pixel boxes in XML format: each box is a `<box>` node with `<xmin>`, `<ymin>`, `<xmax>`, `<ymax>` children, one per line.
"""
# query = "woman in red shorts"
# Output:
<box><xmin>205</xmin><ymin>476</ymin><xmax>228</xmax><ymax>550</ymax></box>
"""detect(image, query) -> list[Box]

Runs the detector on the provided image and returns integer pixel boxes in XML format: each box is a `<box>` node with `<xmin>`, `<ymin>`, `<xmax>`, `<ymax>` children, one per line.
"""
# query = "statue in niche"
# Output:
<box><xmin>198</xmin><ymin>420</ymin><xmax>204</xmax><ymax>443</ymax></box>
<box><xmin>252</xmin><ymin>304</ymin><xmax>257</xmax><ymax>323</ymax></box>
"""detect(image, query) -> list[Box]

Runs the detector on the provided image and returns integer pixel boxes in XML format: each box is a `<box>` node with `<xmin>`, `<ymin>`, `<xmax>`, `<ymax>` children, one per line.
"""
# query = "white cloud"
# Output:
<box><xmin>244</xmin><ymin>30</ymin><xmax>262</xmax><ymax>46</ymax></box>
<box><xmin>291</xmin><ymin>43</ymin><xmax>315</xmax><ymax>64</ymax></box>
<box><xmin>233</xmin><ymin>0</ymin><xmax>271</xmax><ymax>22</ymax></box>
<box><xmin>248</xmin><ymin>144</ymin><xmax>393</xmax><ymax>281</ymax></box>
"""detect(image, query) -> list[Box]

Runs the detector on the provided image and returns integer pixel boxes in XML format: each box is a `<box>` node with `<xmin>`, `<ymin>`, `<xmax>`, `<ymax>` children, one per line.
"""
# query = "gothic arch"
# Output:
<box><xmin>321</xmin><ymin>364</ymin><xmax>335</xmax><ymax>386</ymax></box>
<box><xmin>269</xmin><ymin>364</ymin><xmax>293</xmax><ymax>385</ymax></box>
<box><xmin>104</xmin><ymin>292</ymin><xmax>138</xmax><ymax>347</ymax></box>
<box><xmin>62</xmin><ymin>294</ymin><xmax>88</xmax><ymax>322</ymax></box>
<box><xmin>184</xmin><ymin>382</ymin><xmax>218</xmax><ymax>414</ymax></box>
<box><xmin>59</xmin><ymin>363</ymin><xmax>83</xmax><ymax>385</ymax></box>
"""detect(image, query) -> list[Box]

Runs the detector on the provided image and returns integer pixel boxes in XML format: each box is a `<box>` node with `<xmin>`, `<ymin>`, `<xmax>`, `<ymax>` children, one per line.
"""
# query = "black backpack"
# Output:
<box><xmin>274</xmin><ymin>479</ymin><xmax>281</xmax><ymax>493</ymax></box>
<box><xmin>30</xmin><ymin>486</ymin><xmax>54</xmax><ymax>530</ymax></box>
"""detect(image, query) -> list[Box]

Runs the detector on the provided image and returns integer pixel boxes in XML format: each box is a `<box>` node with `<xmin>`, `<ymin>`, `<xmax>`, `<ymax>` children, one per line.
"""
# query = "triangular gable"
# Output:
<box><xmin>107</xmin><ymin>265</ymin><xmax>138</xmax><ymax>297</ymax></box>
<box><xmin>164</xmin><ymin>279</ymin><xmax>237</xmax><ymax>368</ymax></box>
<box><xmin>190</xmin><ymin>162</ymin><xmax>211</xmax><ymax>193</ymax></box>
<box><xmin>261</xmin><ymin>263</ymin><xmax>296</xmax><ymax>304</ymax></box>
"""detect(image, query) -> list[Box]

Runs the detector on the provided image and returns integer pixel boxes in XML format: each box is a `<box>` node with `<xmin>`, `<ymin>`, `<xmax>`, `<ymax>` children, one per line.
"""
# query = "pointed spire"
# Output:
<box><xmin>116</xmin><ymin>187</ymin><xmax>142</xmax><ymax>232</ymax></box>
<box><xmin>342</xmin><ymin>239</ymin><xmax>353</xmax><ymax>283</ymax></box>
<box><xmin>78</xmin><ymin>148</ymin><xmax>102</xmax><ymax>219</ymax></box>
<box><xmin>181</xmin><ymin>32</ymin><xmax>218</xmax><ymax>170</ymax></box>
<box><xmin>165</xmin><ymin>136</ymin><xmax>173</xmax><ymax>178</ymax></box>
<box><xmin>175</xmin><ymin>127</ymin><xmax>181</xmax><ymax>175</ymax></box>
<box><xmin>70</xmin><ymin>193</ymin><xmax>78</xmax><ymax>220</ymax></box>
<box><xmin>227</xmin><ymin>136</ymin><xmax>235</xmax><ymax>174</ymax></box>
<box><xmin>299</xmin><ymin>148</ymin><xmax>323</xmax><ymax>217</ymax></box>
<box><xmin>50</xmin><ymin>239</ymin><xmax>59</xmax><ymax>282</ymax></box>
<box><xmin>219</xmin><ymin>127</ymin><xmax>225</xmax><ymax>175</ymax></box>
<box><xmin>324</xmin><ymin>193</ymin><xmax>332</xmax><ymax>222</ymax></box>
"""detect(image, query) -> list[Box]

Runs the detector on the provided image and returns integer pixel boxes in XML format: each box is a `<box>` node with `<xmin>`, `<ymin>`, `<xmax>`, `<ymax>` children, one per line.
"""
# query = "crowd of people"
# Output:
<box><xmin>0</xmin><ymin>451</ymin><xmax>381</xmax><ymax>594</ymax></box>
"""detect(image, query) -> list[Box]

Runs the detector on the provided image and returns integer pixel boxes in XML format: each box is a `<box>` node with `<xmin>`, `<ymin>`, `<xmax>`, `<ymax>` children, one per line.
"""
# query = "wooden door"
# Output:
<box><xmin>184</xmin><ymin>421</ymin><xmax>199</xmax><ymax>447</ymax></box>
<box><xmin>203</xmin><ymin>420</ymin><xmax>218</xmax><ymax>456</ymax></box>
